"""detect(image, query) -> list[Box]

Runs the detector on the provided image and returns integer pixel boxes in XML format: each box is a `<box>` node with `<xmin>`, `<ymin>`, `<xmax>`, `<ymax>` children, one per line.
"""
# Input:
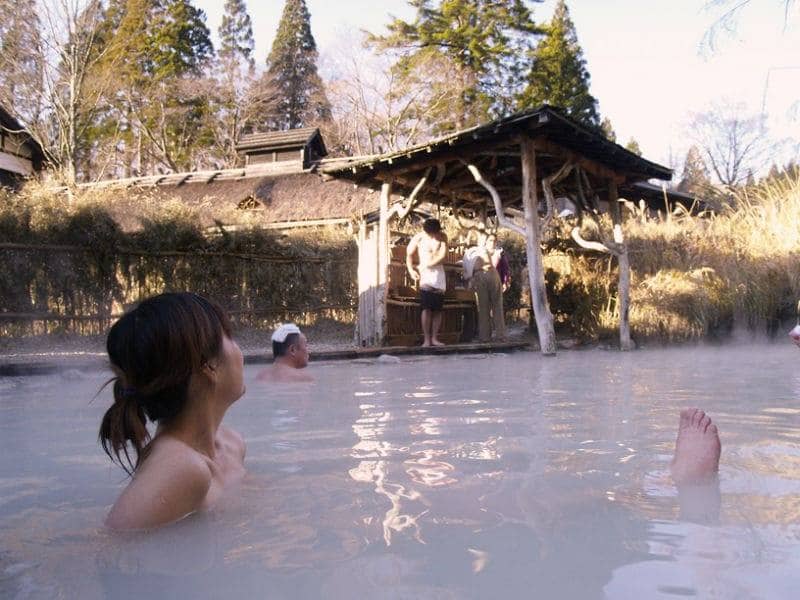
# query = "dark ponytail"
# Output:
<box><xmin>99</xmin><ymin>378</ymin><xmax>149</xmax><ymax>475</ymax></box>
<box><xmin>98</xmin><ymin>293</ymin><xmax>231</xmax><ymax>475</ymax></box>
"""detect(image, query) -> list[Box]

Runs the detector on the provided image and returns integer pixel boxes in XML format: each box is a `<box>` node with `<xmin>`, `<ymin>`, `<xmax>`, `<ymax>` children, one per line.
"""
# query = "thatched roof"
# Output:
<box><xmin>78</xmin><ymin>160</ymin><xmax>380</xmax><ymax>230</ymax></box>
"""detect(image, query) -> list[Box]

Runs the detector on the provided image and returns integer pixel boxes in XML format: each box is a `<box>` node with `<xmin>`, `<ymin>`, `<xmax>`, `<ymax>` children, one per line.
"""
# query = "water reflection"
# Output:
<box><xmin>3</xmin><ymin>347</ymin><xmax>800</xmax><ymax>598</ymax></box>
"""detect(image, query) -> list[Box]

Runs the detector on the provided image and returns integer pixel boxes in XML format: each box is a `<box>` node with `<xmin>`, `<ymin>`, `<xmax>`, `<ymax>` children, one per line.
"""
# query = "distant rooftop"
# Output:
<box><xmin>235</xmin><ymin>127</ymin><xmax>326</xmax><ymax>153</ymax></box>
<box><xmin>235</xmin><ymin>127</ymin><xmax>327</xmax><ymax>169</ymax></box>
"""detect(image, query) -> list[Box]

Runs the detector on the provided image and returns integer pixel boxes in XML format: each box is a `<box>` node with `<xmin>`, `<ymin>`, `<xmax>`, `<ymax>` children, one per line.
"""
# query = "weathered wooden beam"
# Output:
<box><xmin>521</xmin><ymin>137</ymin><xmax>557</xmax><ymax>355</ymax></box>
<box><xmin>376</xmin><ymin>181</ymin><xmax>392</xmax><ymax>346</ymax></box>
<box><xmin>478</xmin><ymin>151</ymin><xmax>522</xmax><ymax>157</ymax></box>
<box><xmin>359</xmin><ymin>138</ymin><xmax>519</xmax><ymax>178</ymax></box>
<box><xmin>540</xmin><ymin>161</ymin><xmax>575</xmax><ymax>234</ymax></box>
<box><xmin>608</xmin><ymin>180</ymin><xmax>632</xmax><ymax>351</ymax></box>
<box><xmin>432</xmin><ymin>162</ymin><xmax>447</xmax><ymax>187</ymax></box>
<box><xmin>389</xmin><ymin>167</ymin><xmax>432</xmax><ymax>221</ymax></box>
<box><xmin>464</xmin><ymin>163</ymin><xmax>525</xmax><ymax>236</ymax></box>
<box><xmin>533</xmin><ymin>137</ymin><xmax>625</xmax><ymax>184</ymax></box>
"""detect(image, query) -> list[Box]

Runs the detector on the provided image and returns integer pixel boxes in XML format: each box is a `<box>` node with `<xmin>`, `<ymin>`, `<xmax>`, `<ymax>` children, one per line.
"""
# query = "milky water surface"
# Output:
<box><xmin>2</xmin><ymin>345</ymin><xmax>800</xmax><ymax>599</ymax></box>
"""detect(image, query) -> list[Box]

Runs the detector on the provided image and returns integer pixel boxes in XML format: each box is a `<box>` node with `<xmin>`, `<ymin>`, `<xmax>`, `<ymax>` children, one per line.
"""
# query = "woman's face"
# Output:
<box><xmin>215</xmin><ymin>335</ymin><xmax>246</xmax><ymax>402</ymax></box>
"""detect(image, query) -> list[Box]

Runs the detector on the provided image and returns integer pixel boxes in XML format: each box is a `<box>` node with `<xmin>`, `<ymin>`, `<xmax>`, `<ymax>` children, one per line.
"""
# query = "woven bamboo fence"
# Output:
<box><xmin>0</xmin><ymin>240</ymin><xmax>358</xmax><ymax>336</ymax></box>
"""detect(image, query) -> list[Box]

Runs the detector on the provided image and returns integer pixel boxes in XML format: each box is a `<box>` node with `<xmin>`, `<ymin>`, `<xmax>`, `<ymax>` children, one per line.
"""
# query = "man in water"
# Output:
<box><xmin>256</xmin><ymin>323</ymin><xmax>314</xmax><ymax>383</ymax></box>
<box><xmin>406</xmin><ymin>218</ymin><xmax>448</xmax><ymax>347</ymax></box>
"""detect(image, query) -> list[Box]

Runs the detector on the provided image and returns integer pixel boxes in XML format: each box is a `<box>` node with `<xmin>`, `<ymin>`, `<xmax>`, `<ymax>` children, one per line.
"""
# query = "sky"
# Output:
<box><xmin>194</xmin><ymin>0</ymin><xmax>800</xmax><ymax>172</ymax></box>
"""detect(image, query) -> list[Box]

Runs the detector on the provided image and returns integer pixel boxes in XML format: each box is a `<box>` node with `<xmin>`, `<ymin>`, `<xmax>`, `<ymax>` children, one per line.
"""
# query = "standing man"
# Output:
<box><xmin>406</xmin><ymin>218</ymin><xmax>448</xmax><ymax>347</ymax></box>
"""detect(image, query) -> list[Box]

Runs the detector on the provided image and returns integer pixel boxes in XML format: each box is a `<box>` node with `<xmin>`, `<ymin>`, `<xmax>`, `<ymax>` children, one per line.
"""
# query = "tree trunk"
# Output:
<box><xmin>520</xmin><ymin>137</ymin><xmax>557</xmax><ymax>355</ymax></box>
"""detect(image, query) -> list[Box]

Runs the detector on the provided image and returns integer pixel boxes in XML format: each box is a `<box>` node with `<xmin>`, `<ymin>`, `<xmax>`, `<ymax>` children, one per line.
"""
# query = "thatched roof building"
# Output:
<box><xmin>79</xmin><ymin>160</ymin><xmax>381</xmax><ymax>231</ymax></box>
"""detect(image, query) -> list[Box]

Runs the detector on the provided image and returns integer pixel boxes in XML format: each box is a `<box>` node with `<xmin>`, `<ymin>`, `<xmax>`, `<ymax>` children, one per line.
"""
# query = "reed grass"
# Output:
<box><xmin>525</xmin><ymin>175</ymin><xmax>800</xmax><ymax>343</ymax></box>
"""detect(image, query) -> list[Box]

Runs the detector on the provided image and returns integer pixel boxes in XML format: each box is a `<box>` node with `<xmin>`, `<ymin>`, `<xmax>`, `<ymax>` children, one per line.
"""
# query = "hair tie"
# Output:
<box><xmin>120</xmin><ymin>387</ymin><xmax>138</xmax><ymax>399</ymax></box>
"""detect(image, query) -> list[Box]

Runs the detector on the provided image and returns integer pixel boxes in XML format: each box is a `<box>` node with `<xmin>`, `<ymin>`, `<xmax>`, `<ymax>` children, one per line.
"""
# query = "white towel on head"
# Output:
<box><xmin>272</xmin><ymin>323</ymin><xmax>301</xmax><ymax>343</ymax></box>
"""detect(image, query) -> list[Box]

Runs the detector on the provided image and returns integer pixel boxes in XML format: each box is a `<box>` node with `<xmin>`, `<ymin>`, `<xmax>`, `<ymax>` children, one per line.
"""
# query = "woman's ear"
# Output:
<box><xmin>200</xmin><ymin>358</ymin><xmax>219</xmax><ymax>381</ymax></box>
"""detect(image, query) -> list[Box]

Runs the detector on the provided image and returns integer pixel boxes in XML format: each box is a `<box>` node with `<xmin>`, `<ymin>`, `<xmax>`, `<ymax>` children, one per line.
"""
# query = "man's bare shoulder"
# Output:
<box><xmin>256</xmin><ymin>364</ymin><xmax>314</xmax><ymax>383</ymax></box>
<box><xmin>407</xmin><ymin>232</ymin><xmax>423</xmax><ymax>248</ymax></box>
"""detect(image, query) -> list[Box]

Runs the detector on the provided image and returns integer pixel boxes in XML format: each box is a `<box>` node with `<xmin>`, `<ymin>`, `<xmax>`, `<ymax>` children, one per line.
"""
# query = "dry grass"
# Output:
<box><xmin>497</xmin><ymin>176</ymin><xmax>799</xmax><ymax>343</ymax></box>
<box><xmin>626</xmin><ymin>176</ymin><xmax>800</xmax><ymax>341</ymax></box>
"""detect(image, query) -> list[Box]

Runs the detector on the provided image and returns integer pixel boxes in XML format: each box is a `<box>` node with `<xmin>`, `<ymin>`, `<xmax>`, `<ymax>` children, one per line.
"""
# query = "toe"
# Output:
<box><xmin>692</xmin><ymin>409</ymin><xmax>705</xmax><ymax>428</ymax></box>
<box><xmin>699</xmin><ymin>414</ymin><xmax>711</xmax><ymax>432</ymax></box>
<box><xmin>679</xmin><ymin>408</ymin><xmax>695</xmax><ymax>428</ymax></box>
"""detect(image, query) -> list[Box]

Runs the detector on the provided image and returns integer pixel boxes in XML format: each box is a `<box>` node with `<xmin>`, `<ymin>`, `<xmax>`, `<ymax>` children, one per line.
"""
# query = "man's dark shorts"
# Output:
<box><xmin>420</xmin><ymin>289</ymin><xmax>444</xmax><ymax>311</ymax></box>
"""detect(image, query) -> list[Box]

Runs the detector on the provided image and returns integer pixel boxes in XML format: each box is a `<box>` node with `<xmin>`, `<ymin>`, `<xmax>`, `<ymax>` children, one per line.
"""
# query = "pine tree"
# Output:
<box><xmin>216</xmin><ymin>0</ymin><xmax>255</xmax><ymax>164</ymax></box>
<box><xmin>370</xmin><ymin>0</ymin><xmax>542</xmax><ymax>132</ymax></box>
<box><xmin>600</xmin><ymin>116</ymin><xmax>616</xmax><ymax>142</ymax></box>
<box><xmin>97</xmin><ymin>0</ymin><xmax>216</xmax><ymax>173</ymax></box>
<box><xmin>624</xmin><ymin>138</ymin><xmax>642</xmax><ymax>156</ymax></box>
<box><xmin>677</xmin><ymin>145</ymin><xmax>711</xmax><ymax>195</ymax></box>
<box><xmin>149</xmin><ymin>0</ymin><xmax>213</xmax><ymax>78</ymax></box>
<box><xmin>257</xmin><ymin>0</ymin><xmax>330</xmax><ymax>131</ymax></box>
<box><xmin>218</xmin><ymin>0</ymin><xmax>254</xmax><ymax>77</ymax></box>
<box><xmin>517</xmin><ymin>0</ymin><xmax>599</xmax><ymax>127</ymax></box>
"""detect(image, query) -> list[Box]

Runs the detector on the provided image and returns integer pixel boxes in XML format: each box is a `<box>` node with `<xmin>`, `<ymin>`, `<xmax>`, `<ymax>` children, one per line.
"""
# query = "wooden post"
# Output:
<box><xmin>355</xmin><ymin>220</ymin><xmax>366</xmax><ymax>345</ymax></box>
<box><xmin>520</xmin><ymin>137</ymin><xmax>557</xmax><ymax>355</ymax></box>
<box><xmin>608</xmin><ymin>180</ymin><xmax>633</xmax><ymax>350</ymax></box>
<box><xmin>376</xmin><ymin>181</ymin><xmax>392</xmax><ymax>346</ymax></box>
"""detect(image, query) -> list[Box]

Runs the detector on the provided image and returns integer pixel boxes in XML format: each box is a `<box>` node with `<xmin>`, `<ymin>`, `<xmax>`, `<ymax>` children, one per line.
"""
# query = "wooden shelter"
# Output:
<box><xmin>323</xmin><ymin>105</ymin><xmax>672</xmax><ymax>353</ymax></box>
<box><xmin>0</xmin><ymin>104</ymin><xmax>43</xmax><ymax>188</ymax></box>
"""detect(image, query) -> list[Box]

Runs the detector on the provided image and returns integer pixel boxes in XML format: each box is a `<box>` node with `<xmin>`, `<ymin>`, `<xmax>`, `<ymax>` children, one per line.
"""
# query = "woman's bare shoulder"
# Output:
<box><xmin>105</xmin><ymin>438</ymin><xmax>212</xmax><ymax>531</ymax></box>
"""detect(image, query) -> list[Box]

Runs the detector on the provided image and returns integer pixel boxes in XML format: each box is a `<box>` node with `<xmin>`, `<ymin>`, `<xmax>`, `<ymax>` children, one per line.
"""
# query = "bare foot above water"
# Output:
<box><xmin>789</xmin><ymin>324</ymin><xmax>800</xmax><ymax>348</ymax></box>
<box><xmin>670</xmin><ymin>408</ymin><xmax>721</xmax><ymax>485</ymax></box>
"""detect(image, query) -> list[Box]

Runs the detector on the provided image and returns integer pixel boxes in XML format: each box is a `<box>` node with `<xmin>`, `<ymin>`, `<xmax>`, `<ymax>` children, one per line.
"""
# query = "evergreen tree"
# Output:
<box><xmin>600</xmin><ymin>116</ymin><xmax>616</xmax><ymax>142</ymax></box>
<box><xmin>218</xmin><ymin>0</ymin><xmax>254</xmax><ymax>77</ymax></box>
<box><xmin>148</xmin><ymin>0</ymin><xmax>213</xmax><ymax>78</ymax></box>
<box><xmin>97</xmin><ymin>0</ymin><xmax>215</xmax><ymax>173</ymax></box>
<box><xmin>258</xmin><ymin>0</ymin><xmax>331</xmax><ymax>131</ymax></box>
<box><xmin>216</xmin><ymin>0</ymin><xmax>255</xmax><ymax>164</ymax></box>
<box><xmin>677</xmin><ymin>145</ymin><xmax>711</xmax><ymax>195</ymax></box>
<box><xmin>517</xmin><ymin>0</ymin><xmax>599</xmax><ymax>127</ymax></box>
<box><xmin>624</xmin><ymin>137</ymin><xmax>642</xmax><ymax>156</ymax></box>
<box><xmin>0</xmin><ymin>0</ymin><xmax>43</xmax><ymax>123</ymax></box>
<box><xmin>370</xmin><ymin>0</ymin><xmax>543</xmax><ymax>132</ymax></box>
